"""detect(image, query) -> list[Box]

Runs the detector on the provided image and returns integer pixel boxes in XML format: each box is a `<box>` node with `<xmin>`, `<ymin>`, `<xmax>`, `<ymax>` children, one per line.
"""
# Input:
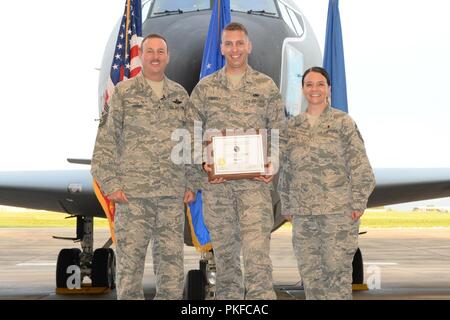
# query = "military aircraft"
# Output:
<box><xmin>1</xmin><ymin>0</ymin><xmax>450</xmax><ymax>299</ymax></box>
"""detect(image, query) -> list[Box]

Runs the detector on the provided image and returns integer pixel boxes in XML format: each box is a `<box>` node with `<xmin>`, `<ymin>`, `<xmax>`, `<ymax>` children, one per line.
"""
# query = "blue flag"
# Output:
<box><xmin>186</xmin><ymin>191</ymin><xmax>212</xmax><ymax>252</ymax></box>
<box><xmin>323</xmin><ymin>0</ymin><xmax>348</xmax><ymax>112</ymax></box>
<box><xmin>199</xmin><ymin>0</ymin><xmax>231</xmax><ymax>79</ymax></box>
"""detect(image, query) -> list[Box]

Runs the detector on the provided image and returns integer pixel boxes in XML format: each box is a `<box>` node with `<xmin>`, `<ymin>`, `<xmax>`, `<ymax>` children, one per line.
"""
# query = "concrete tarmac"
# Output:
<box><xmin>1</xmin><ymin>226</ymin><xmax>450</xmax><ymax>300</ymax></box>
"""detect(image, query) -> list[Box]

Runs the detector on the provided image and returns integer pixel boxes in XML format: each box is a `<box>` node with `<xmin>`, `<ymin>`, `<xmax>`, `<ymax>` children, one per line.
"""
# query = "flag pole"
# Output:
<box><xmin>93</xmin><ymin>0</ymin><xmax>142</xmax><ymax>245</ymax></box>
<box><xmin>217</xmin><ymin>0</ymin><xmax>221</xmax><ymax>35</ymax></box>
<box><xmin>125</xmin><ymin>0</ymin><xmax>131</xmax><ymax>55</ymax></box>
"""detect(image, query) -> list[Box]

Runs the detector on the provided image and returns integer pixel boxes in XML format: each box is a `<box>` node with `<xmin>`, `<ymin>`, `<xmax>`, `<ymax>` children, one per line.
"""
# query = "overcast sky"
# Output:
<box><xmin>0</xmin><ymin>0</ymin><xmax>449</xmax><ymax>208</ymax></box>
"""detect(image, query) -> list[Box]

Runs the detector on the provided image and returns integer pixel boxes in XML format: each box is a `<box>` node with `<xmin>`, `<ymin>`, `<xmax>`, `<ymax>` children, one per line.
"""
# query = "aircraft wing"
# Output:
<box><xmin>1</xmin><ymin>168</ymin><xmax>449</xmax><ymax>219</ymax></box>
<box><xmin>369</xmin><ymin>168</ymin><xmax>450</xmax><ymax>207</ymax></box>
<box><xmin>0</xmin><ymin>170</ymin><xmax>103</xmax><ymax>217</ymax></box>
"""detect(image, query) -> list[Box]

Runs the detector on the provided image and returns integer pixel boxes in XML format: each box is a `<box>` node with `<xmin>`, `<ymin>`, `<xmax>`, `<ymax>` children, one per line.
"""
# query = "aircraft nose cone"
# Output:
<box><xmin>143</xmin><ymin>12</ymin><xmax>212</xmax><ymax>93</ymax></box>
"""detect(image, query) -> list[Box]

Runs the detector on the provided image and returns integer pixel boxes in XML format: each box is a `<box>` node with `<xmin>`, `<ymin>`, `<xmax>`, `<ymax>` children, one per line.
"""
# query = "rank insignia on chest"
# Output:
<box><xmin>172</xmin><ymin>99</ymin><xmax>182</xmax><ymax>104</ymax></box>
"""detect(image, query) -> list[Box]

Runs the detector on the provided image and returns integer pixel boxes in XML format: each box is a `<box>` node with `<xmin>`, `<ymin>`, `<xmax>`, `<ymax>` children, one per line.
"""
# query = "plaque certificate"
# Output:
<box><xmin>208</xmin><ymin>134</ymin><xmax>266</xmax><ymax>181</ymax></box>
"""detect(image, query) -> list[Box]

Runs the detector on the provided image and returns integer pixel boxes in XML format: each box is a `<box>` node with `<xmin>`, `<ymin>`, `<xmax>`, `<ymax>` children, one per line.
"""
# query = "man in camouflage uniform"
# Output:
<box><xmin>188</xmin><ymin>22</ymin><xmax>286</xmax><ymax>300</ymax></box>
<box><xmin>278</xmin><ymin>67</ymin><xmax>375</xmax><ymax>300</ymax></box>
<box><xmin>91</xmin><ymin>34</ymin><xmax>192</xmax><ymax>300</ymax></box>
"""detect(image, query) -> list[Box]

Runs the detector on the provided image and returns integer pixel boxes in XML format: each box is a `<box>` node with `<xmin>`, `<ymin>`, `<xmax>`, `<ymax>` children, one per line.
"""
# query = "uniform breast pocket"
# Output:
<box><xmin>207</xmin><ymin>105</ymin><xmax>223</xmax><ymax>122</ymax></box>
<box><xmin>317</xmin><ymin>128</ymin><xmax>339</xmax><ymax>141</ymax></box>
<box><xmin>123</xmin><ymin>96</ymin><xmax>149</xmax><ymax>108</ymax></box>
<box><xmin>124</xmin><ymin>106</ymin><xmax>156</xmax><ymax>137</ymax></box>
<box><xmin>240</xmin><ymin>98</ymin><xmax>259</xmax><ymax>112</ymax></box>
<box><xmin>206</xmin><ymin>96</ymin><xmax>223</xmax><ymax>111</ymax></box>
<box><xmin>124</xmin><ymin>105</ymin><xmax>144</xmax><ymax>123</ymax></box>
<box><xmin>317</xmin><ymin>129</ymin><xmax>342</xmax><ymax>157</ymax></box>
<box><xmin>165</xmin><ymin>106</ymin><xmax>185</xmax><ymax>128</ymax></box>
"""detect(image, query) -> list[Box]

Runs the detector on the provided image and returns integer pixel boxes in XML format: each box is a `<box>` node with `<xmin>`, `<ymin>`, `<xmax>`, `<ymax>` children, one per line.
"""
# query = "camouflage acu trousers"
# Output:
<box><xmin>292</xmin><ymin>213</ymin><xmax>359</xmax><ymax>300</ymax></box>
<box><xmin>114</xmin><ymin>196</ymin><xmax>184</xmax><ymax>300</ymax></box>
<box><xmin>203</xmin><ymin>185</ymin><xmax>276</xmax><ymax>300</ymax></box>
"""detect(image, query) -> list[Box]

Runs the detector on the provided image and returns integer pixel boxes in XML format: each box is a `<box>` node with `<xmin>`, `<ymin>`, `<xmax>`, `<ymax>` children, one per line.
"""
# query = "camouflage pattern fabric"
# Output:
<box><xmin>189</xmin><ymin>66</ymin><xmax>286</xmax><ymax>299</ymax></box>
<box><xmin>91</xmin><ymin>72</ymin><xmax>192</xmax><ymax>198</ymax></box>
<box><xmin>278</xmin><ymin>106</ymin><xmax>375</xmax><ymax>216</ymax></box>
<box><xmin>189</xmin><ymin>65</ymin><xmax>287</xmax><ymax>191</ymax></box>
<box><xmin>203</xmin><ymin>185</ymin><xmax>275</xmax><ymax>299</ymax></box>
<box><xmin>91</xmin><ymin>72</ymin><xmax>189</xmax><ymax>300</ymax></box>
<box><xmin>114</xmin><ymin>197</ymin><xmax>184</xmax><ymax>300</ymax></box>
<box><xmin>279</xmin><ymin>106</ymin><xmax>375</xmax><ymax>300</ymax></box>
<box><xmin>292</xmin><ymin>213</ymin><xmax>359</xmax><ymax>300</ymax></box>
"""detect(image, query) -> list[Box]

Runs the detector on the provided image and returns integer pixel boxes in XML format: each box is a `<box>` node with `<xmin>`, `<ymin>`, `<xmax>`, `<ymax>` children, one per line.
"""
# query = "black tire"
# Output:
<box><xmin>91</xmin><ymin>248</ymin><xmax>116</xmax><ymax>288</ymax></box>
<box><xmin>56</xmin><ymin>248</ymin><xmax>81</xmax><ymax>288</ymax></box>
<box><xmin>185</xmin><ymin>269</ymin><xmax>205</xmax><ymax>300</ymax></box>
<box><xmin>352</xmin><ymin>247</ymin><xmax>364</xmax><ymax>284</ymax></box>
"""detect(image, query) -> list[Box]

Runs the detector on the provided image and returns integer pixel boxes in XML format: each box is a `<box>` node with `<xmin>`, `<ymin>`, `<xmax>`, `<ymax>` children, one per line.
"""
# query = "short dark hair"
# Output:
<box><xmin>302</xmin><ymin>67</ymin><xmax>331</xmax><ymax>87</ymax></box>
<box><xmin>140</xmin><ymin>33</ymin><xmax>169</xmax><ymax>52</ymax></box>
<box><xmin>223</xmin><ymin>22</ymin><xmax>249</xmax><ymax>37</ymax></box>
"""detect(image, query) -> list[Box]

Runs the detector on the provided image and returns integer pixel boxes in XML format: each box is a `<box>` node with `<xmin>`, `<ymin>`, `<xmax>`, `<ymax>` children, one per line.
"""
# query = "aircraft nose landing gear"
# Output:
<box><xmin>56</xmin><ymin>248</ymin><xmax>81</xmax><ymax>289</ymax></box>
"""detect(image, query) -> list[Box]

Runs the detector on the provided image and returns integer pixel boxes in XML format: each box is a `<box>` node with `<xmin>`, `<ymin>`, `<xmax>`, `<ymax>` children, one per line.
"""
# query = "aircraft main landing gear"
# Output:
<box><xmin>352</xmin><ymin>247</ymin><xmax>364</xmax><ymax>284</ymax></box>
<box><xmin>184</xmin><ymin>250</ymin><xmax>216</xmax><ymax>300</ymax></box>
<box><xmin>54</xmin><ymin>216</ymin><xmax>115</xmax><ymax>293</ymax></box>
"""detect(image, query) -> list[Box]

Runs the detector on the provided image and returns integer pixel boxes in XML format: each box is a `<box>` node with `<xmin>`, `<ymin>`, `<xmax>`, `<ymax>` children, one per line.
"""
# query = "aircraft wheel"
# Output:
<box><xmin>56</xmin><ymin>248</ymin><xmax>81</xmax><ymax>288</ymax></box>
<box><xmin>184</xmin><ymin>269</ymin><xmax>205</xmax><ymax>300</ymax></box>
<box><xmin>352</xmin><ymin>247</ymin><xmax>364</xmax><ymax>284</ymax></box>
<box><xmin>91</xmin><ymin>248</ymin><xmax>116</xmax><ymax>288</ymax></box>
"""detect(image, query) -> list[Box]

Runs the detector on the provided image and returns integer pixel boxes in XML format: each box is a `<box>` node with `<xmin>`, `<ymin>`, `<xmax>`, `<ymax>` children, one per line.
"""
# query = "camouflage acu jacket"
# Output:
<box><xmin>189</xmin><ymin>65</ymin><xmax>286</xmax><ymax>191</ymax></box>
<box><xmin>91</xmin><ymin>72</ymin><xmax>191</xmax><ymax>198</ymax></box>
<box><xmin>278</xmin><ymin>107</ymin><xmax>375</xmax><ymax>215</ymax></box>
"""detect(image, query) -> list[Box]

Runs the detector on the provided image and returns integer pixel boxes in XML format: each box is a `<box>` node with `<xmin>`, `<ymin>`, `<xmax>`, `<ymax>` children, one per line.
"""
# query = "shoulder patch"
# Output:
<box><xmin>99</xmin><ymin>103</ymin><xmax>110</xmax><ymax>128</ymax></box>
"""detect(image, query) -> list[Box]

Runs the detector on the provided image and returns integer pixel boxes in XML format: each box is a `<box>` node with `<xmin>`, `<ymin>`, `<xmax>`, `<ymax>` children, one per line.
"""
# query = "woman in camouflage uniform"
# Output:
<box><xmin>279</xmin><ymin>67</ymin><xmax>375</xmax><ymax>299</ymax></box>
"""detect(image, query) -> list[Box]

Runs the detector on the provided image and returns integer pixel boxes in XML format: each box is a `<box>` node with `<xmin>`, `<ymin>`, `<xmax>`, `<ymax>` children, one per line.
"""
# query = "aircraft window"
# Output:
<box><xmin>278</xmin><ymin>3</ymin><xmax>296</xmax><ymax>34</ymax></box>
<box><xmin>150</xmin><ymin>0</ymin><xmax>280</xmax><ymax>17</ymax></box>
<box><xmin>280</xmin><ymin>39</ymin><xmax>305</xmax><ymax>117</ymax></box>
<box><xmin>150</xmin><ymin>0</ymin><xmax>210</xmax><ymax>17</ymax></box>
<box><xmin>287</xmin><ymin>8</ymin><xmax>304</xmax><ymax>36</ymax></box>
<box><xmin>142</xmin><ymin>0</ymin><xmax>152</xmax><ymax>19</ymax></box>
<box><xmin>231</xmin><ymin>0</ymin><xmax>279</xmax><ymax>17</ymax></box>
<box><xmin>278</xmin><ymin>3</ymin><xmax>303</xmax><ymax>36</ymax></box>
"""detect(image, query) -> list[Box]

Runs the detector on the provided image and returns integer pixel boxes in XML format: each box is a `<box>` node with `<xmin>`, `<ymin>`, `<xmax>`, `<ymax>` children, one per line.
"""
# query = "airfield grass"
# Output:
<box><xmin>360</xmin><ymin>210</ymin><xmax>450</xmax><ymax>228</ymax></box>
<box><xmin>280</xmin><ymin>210</ymin><xmax>450</xmax><ymax>229</ymax></box>
<box><xmin>1</xmin><ymin>209</ymin><xmax>450</xmax><ymax>228</ymax></box>
<box><xmin>0</xmin><ymin>211</ymin><xmax>110</xmax><ymax>228</ymax></box>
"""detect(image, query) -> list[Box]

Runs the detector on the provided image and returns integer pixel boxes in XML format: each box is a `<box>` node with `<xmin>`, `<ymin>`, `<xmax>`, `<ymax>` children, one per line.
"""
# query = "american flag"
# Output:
<box><xmin>94</xmin><ymin>0</ymin><xmax>142</xmax><ymax>244</ymax></box>
<box><xmin>104</xmin><ymin>0</ymin><xmax>143</xmax><ymax>105</ymax></box>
